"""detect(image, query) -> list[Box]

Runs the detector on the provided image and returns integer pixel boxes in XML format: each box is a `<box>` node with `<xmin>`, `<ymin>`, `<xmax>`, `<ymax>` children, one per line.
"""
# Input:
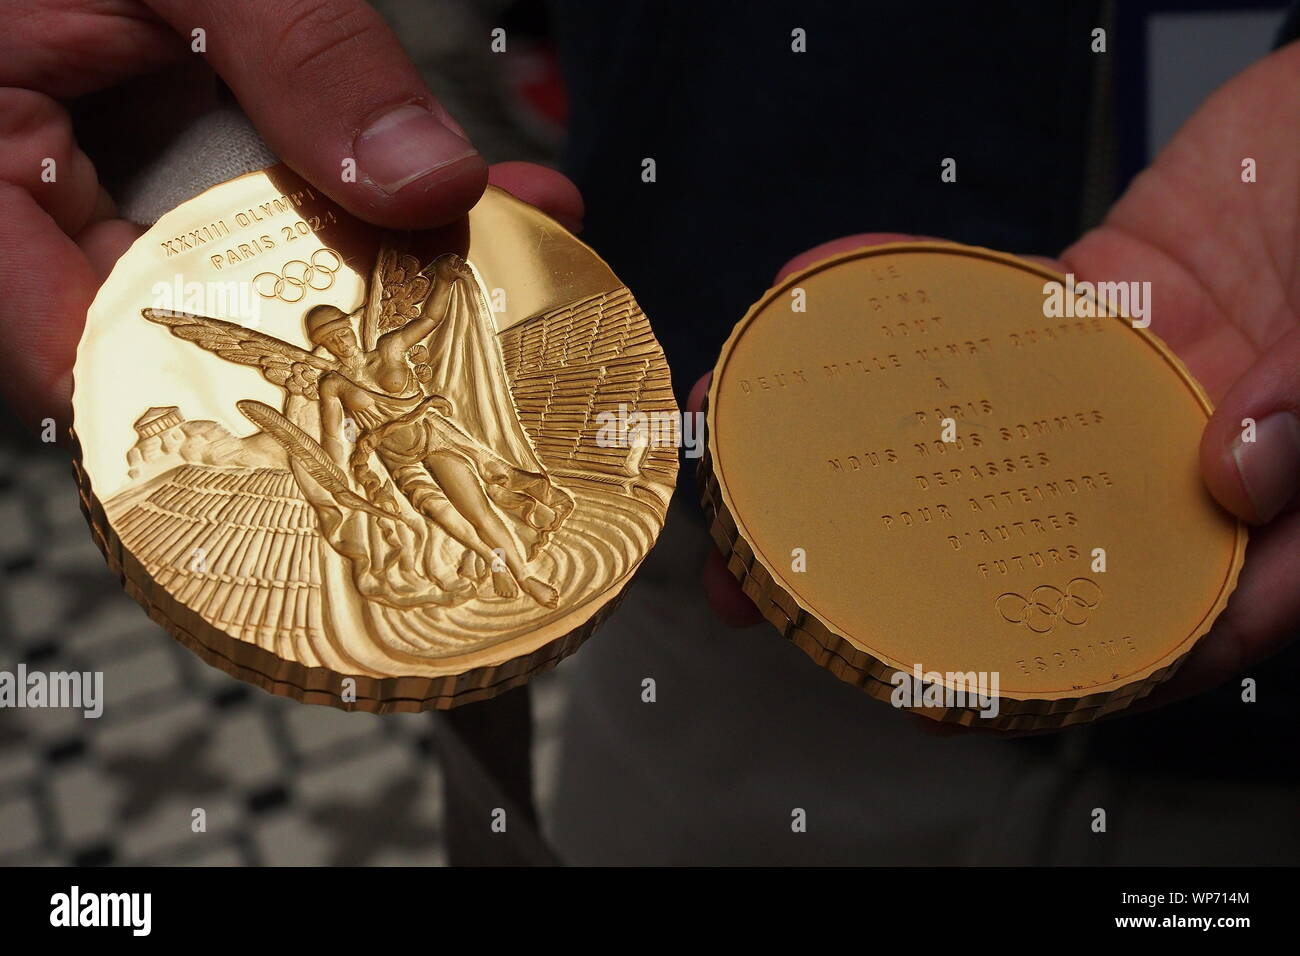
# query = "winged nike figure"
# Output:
<box><xmin>142</xmin><ymin>248</ymin><xmax>573</xmax><ymax>612</ymax></box>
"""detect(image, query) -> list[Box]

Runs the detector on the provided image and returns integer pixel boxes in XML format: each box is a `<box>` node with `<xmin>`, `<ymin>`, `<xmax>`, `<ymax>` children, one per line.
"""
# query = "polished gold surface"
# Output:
<box><xmin>701</xmin><ymin>242</ymin><xmax>1245</xmax><ymax>730</ymax></box>
<box><xmin>72</xmin><ymin>166</ymin><xmax>677</xmax><ymax>711</ymax></box>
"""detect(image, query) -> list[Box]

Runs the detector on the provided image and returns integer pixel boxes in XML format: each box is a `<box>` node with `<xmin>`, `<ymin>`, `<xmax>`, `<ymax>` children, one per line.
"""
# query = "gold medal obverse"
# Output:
<box><xmin>73</xmin><ymin>166</ymin><xmax>677</xmax><ymax>711</ymax></box>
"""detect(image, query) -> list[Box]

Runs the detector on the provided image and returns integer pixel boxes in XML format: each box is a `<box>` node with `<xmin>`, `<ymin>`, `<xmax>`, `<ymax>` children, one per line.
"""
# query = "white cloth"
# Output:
<box><xmin>119</xmin><ymin>107</ymin><xmax>275</xmax><ymax>225</ymax></box>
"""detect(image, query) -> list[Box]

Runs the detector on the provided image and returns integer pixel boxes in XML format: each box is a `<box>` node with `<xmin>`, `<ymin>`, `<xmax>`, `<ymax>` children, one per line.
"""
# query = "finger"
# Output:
<box><xmin>73</xmin><ymin>185</ymin><xmax>142</xmax><ymax>280</ymax></box>
<box><xmin>0</xmin><ymin>89</ymin><xmax>100</xmax><ymax>235</ymax></box>
<box><xmin>1199</xmin><ymin>324</ymin><xmax>1300</xmax><ymax>524</ymax></box>
<box><xmin>488</xmin><ymin>162</ymin><xmax>584</xmax><ymax>233</ymax></box>
<box><xmin>703</xmin><ymin>548</ymin><xmax>765</xmax><ymax>627</ymax></box>
<box><xmin>88</xmin><ymin>186</ymin><xmax>118</xmax><ymax>226</ymax></box>
<box><xmin>0</xmin><ymin>4</ymin><xmax>184</xmax><ymax>98</ymax></box>
<box><xmin>145</xmin><ymin>0</ymin><xmax>486</xmax><ymax>229</ymax></box>
<box><xmin>686</xmin><ymin>371</ymin><xmax>711</xmax><ymax>416</ymax></box>
<box><xmin>0</xmin><ymin>183</ymin><xmax>100</xmax><ymax>428</ymax></box>
<box><xmin>76</xmin><ymin>217</ymin><xmax>144</xmax><ymax>279</ymax></box>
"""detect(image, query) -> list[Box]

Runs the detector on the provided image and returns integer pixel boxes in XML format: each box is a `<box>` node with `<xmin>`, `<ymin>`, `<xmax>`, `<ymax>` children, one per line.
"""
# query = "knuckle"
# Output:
<box><xmin>0</xmin><ymin>89</ymin><xmax>95</xmax><ymax>228</ymax></box>
<box><xmin>0</xmin><ymin>87</ymin><xmax>66</xmax><ymax>143</ymax></box>
<box><xmin>272</xmin><ymin>0</ymin><xmax>386</xmax><ymax>80</ymax></box>
<box><xmin>0</xmin><ymin>178</ymin><xmax>29</xmax><ymax>210</ymax></box>
<box><xmin>1</xmin><ymin>6</ymin><xmax>170</xmax><ymax>95</ymax></box>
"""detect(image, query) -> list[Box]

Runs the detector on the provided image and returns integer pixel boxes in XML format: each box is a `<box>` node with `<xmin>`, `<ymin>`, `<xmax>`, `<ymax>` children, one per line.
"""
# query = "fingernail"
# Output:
<box><xmin>355</xmin><ymin>105</ymin><xmax>478</xmax><ymax>195</ymax></box>
<box><xmin>1232</xmin><ymin>410</ymin><xmax>1300</xmax><ymax>522</ymax></box>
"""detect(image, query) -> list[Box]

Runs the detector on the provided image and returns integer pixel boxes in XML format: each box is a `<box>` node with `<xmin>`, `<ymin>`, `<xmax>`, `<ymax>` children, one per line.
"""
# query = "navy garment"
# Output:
<box><xmin>551</xmin><ymin>0</ymin><xmax>1103</xmax><ymax>404</ymax></box>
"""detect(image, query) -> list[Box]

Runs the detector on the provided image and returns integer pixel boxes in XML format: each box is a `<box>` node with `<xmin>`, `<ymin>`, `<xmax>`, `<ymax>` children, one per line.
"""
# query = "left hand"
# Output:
<box><xmin>0</xmin><ymin>0</ymin><xmax>585</xmax><ymax>429</ymax></box>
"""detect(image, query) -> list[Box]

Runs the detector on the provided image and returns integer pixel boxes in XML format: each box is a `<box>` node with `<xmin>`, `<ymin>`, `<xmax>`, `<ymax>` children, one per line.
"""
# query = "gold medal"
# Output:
<box><xmin>701</xmin><ymin>242</ymin><xmax>1245</xmax><ymax>731</ymax></box>
<box><xmin>72</xmin><ymin>166</ymin><xmax>677</xmax><ymax>711</ymax></box>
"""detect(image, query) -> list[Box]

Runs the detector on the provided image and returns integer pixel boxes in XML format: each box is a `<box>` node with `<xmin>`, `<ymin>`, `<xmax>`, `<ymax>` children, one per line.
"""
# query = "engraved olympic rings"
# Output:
<box><xmin>254</xmin><ymin>248</ymin><xmax>342</xmax><ymax>302</ymax></box>
<box><xmin>996</xmin><ymin>577</ymin><xmax>1102</xmax><ymax>634</ymax></box>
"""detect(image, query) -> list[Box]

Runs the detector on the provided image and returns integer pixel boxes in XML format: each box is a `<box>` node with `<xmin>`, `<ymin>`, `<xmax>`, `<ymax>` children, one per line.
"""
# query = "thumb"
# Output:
<box><xmin>1200</xmin><ymin>324</ymin><xmax>1300</xmax><ymax>524</ymax></box>
<box><xmin>145</xmin><ymin>0</ymin><xmax>487</xmax><ymax>229</ymax></box>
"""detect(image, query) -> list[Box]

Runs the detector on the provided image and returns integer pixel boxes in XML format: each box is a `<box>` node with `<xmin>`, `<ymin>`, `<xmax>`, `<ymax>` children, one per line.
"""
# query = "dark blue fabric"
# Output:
<box><xmin>551</xmin><ymin>0</ymin><xmax>1101</xmax><ymax>402</ymax></box>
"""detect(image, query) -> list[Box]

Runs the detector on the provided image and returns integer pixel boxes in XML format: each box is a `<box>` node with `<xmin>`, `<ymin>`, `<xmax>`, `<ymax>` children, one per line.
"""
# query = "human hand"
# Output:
<box><xmin>691</xmin><ymin>42</ymin><xmax>1300</xmax><ymax>718</ymax></box>
<box><xmin>0</xmin><ymin>0</ymin><xmax>582</xmax><ymax>427</ymax></box>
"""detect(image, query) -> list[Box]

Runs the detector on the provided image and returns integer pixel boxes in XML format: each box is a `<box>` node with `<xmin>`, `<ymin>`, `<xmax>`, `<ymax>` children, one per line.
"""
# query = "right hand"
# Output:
<box><xmin>0</xmin><ymin>0</ymin><xmax>583</xmax><ymax>428</ymax></box>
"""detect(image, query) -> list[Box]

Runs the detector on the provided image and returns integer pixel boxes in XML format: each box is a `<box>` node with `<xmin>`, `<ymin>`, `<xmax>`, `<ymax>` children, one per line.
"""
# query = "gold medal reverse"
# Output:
<box><xmin>700</xmin><ymin>242</ymin><xmax>1245</xmax><ymax>731</ymax></box>
<box><xmin>72</xmin><ymin>166</ymin><xmax>677</xmax><ymax>711</ymax></box>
